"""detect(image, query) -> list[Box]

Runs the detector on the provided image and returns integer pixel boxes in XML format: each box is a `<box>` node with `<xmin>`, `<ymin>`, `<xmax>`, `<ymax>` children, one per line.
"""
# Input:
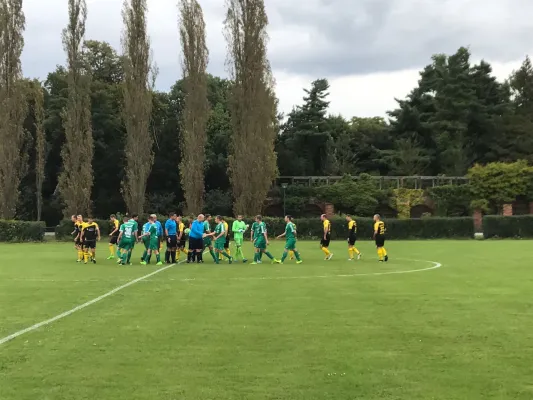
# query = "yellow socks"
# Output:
<box><xmin>77</xmin><ymin>250</ymin><xmax>83</xmax><ymax>260</ymax></box>
<box><xmin>226</xmin><ymin>248</ymin><xmax>231</xmax><ymax>256</ymax></box>
<box><xmin>289</xmin><ymin>250</ymin><xmax>294</xmax><ymax>259</ymax></box>
<box><xmin>321</xmin><ymin>247</ymin><xmax>331</xmax><ymax>256</ymax></box>
<box><xmin>382</xmin><ymin>247</ymin><xmax>387</xmax><ymax>257</ymax></box>
<box><xmin>109</xmin><ymin>244</ymin><xmax>115</xmax><ymax>257</ymax></box>
<box><xmin>349</xmin><ymin>248</ymin><xmax>354</xmax><ymax>259</ymax></box>
<box><xmin>83</xmin><ymin>251</ymin><xmax>89</xmax><ymax>263</ymax></box>
<box><xmin>377</xmin><ymin>247</ymin><xmax>384</xmax><ymax>260</ymax></box>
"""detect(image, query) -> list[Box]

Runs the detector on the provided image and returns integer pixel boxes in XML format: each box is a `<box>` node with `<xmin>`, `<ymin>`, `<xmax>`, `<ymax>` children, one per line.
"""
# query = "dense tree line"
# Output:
<box><xmin>9</xmin><ymin>43</ymin><xmax>533</xmax><ymax>224</ymax></box>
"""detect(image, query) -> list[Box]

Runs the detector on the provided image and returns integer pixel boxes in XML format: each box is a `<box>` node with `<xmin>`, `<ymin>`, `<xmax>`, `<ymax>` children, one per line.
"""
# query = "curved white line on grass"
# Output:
<box><xmin>0</xmin><ymin>261</ymin><xmax>180</xmax><ymax>346</ymax></box>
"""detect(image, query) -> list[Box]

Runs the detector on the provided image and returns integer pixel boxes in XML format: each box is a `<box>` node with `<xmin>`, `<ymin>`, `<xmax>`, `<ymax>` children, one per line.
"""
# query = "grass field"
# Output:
<box><xmin>1</xmin><ymin>240</ymin><xmax>532</xmax><ymax>399</ymax></box>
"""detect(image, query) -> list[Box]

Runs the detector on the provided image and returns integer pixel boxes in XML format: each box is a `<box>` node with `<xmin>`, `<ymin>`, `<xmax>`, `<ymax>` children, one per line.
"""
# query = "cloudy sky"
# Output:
<box><xmin>22</xmin><ymin>0</ymin><xmax>533</xmax><ymax>117</ymax></box>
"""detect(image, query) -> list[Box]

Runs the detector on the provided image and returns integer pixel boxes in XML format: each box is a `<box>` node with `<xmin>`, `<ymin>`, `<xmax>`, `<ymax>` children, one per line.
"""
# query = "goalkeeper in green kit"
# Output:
<box><xmin>232</xmin><ymin>215</ymin><xmax>248</xmax><ymax>263</ymax></box>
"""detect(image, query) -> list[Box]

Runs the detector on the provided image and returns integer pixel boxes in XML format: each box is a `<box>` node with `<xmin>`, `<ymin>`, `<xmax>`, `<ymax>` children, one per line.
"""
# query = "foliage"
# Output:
<box><xmin>0</xmin><ymin>220</ymin><xmax>45</xmax><ymax>242</ymax></box>
<box><xmin>204</xmin><ymin>189</ymin><xmax>232</xmax><ymax>216</ymax></box>
<box><xmin>30</xmin><ymin>79</ymin><xmax>46</xmax><ymax>221</ymax></box>
<box><xmin>467</xmin><ymin>160</ymin><xmax>533</xmax><ymax>210</ymax></box>
<box><xmin>390</xmin><ymin>188</ymin><xmax>425</xmax><ymax>219</ymax></box>
<box><xmin>225</xmin><ymin>0</ymin><xmax>278</xmax><ymax>215</ymax></box>
<box><xmin>0</xmin><ymin>0</ymin><xmax>28</xmax><ymax>219</ymax></box>
<box><xmin>427</xmin><ymin>185</ymin><xmax>473</xmax><ymax>217</ymax></box>
<box><xmin>59</xmin><ymin>0</ymin><xmax>93</xmax><ymax>217</ymax></box>
<box><xmin>121</xmin><ymin>0</ymin><xmax>156</xmax><ymax>214</ymax></box>
<box><xmin>482</xmin><ymin>215</ymin><xmax>533</xmax><ymax>238</ymax></box>
<box><xmin>179</xmin><ymin>0</ymin><xmax>209</xmax><ymax>214</ymax></box>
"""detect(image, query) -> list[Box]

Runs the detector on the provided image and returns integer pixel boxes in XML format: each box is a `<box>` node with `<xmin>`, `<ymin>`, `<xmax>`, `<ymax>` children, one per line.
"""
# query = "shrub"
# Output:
<box><xmin>482</xmin><ymin>215</ymin><xmax>533</xmax><ymax>238</ymax></box>
<box><xmin>0</xmin><ymin>220</ymin><xmax>45</xmax><ymax>242</ymax></box>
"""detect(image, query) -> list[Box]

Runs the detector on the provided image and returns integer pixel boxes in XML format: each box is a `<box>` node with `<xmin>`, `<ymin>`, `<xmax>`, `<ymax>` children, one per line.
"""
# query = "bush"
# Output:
<box><xmin>483</xmin><ymin>215</ymin><xmax>533</xmax><ymax>238</ymax></box>
<box><xmin>0</xmin><ymin>220</ymin><xmax>45</xmax><ymax>242</ymax></box>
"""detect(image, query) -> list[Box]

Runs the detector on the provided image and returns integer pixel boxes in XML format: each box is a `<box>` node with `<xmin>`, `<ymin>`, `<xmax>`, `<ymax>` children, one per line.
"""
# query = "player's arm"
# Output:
<box><xmin>110</xmin><ymin>222</ymin><xmax>118</xmax><ymax>237</ymax></box>
<box><xmin>276</xmin><ymin>231</ymin><xmax>286</xmax><ymax>239</ymax></box>
<box><xmin>177</xmin><ymin>227</ymin><xmax>183</xmax><ymax>240</ymax></box>
<box><xmin>323</xmin><ymin>223</ymin><xmax>328</xmax><ymax>239</ymax></box>
<box><xmin>263</xmin><ymin>228</ymin><xmax>269</xmax><ymax>244</ymax></box>
<box><xmin>80</xmin><ymin>228</ymin><xmax>85</xmax><ymax>241</ymax></box>
<box><xmin>232</xmin><ymin>221</ymin><xmax>239</xmax><ymax>233</ymax></box>
<box><xmin>96</xmin><ymin>225</ymin><xmax>101</xmax><ymax>241</ymax></box>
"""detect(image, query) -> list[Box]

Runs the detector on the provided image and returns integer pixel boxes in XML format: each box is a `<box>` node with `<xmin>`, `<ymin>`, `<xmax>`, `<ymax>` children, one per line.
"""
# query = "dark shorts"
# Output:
<box><xmin>189</xmin><ymin>237</ymin><xmax>203</xmax><ymax>251</ymax></box>
<box><xmin>375</xmin><ymin>234</ymin><xmax>385</xmax><ymax>247</ymax></box>
<box><xmin>224</xmin><ymin>237</ymin><xmax>230</xmax><ymax>249</ymax></box>
<box><xmin>84</xmin><ymin>239</ymin><xmax>96</xmax><ymax>249</ymax></box>
<box><xmin>348</xmin><ymin>235</ymin><xmax>356</xmax><ymax>246</ymax></box>
<box><xmin>320</xmin><ymin>233</ymin><xmax>331</xmax><ymax>248</ymax></box>
<box><xmin>177</xmin><ymin>238</ymin><xmax>186</xmax><ymax>248</ymax></box>
<box><xmin>75</xmin><ymin>238</ymin><xmax>82</xmax><ymax>247</ymax></box>
<box><xmin>167</xmin><ymin>235</ymin><xmax>177</xmax><ymax>248</ymax></box>
<box><xmin>109</xmin><ymin>235</ymin><xmax>119</xmax><ymax>245</ymax></box>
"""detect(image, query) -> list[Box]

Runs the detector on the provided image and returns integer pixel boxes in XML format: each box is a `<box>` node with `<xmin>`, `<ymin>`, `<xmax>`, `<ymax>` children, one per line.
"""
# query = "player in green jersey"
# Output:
<box><xmin>232</xmin><ymin>215</ymin><xmax>248</xmax><ymax>263</ymax></box>
<box><xmin>276</xmin><ymin>215</ymin><xmax>302</xmax><ymax>264</ymax></box>
<box><xmin>251</xmin><ymin>215</ymin><xmax>279</xmax><ymax>264</ymax></box>
<box><xmin>117</xmin><ymin>216</ymin><xmax>138</xmax><ymax>265</ymax></box>
<box><xmin>210</xmin><ymin>215</ymin><xmax>233</xmax><ymax>264</ymax></box>
<box><xmin>203</xmin><ymin>214</ymin><xmax>218</xmax><ymax>262</ymax></box>
<box><xmin>140</xmin><ymin>216</ymin><xmax>163</xmax><ymax>265</ymax></box>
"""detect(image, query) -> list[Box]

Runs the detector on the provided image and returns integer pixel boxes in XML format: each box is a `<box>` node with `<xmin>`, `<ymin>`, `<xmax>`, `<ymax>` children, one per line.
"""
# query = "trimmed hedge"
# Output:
<box><xmin>0</xmin><ymin>220</ymin><xmax>45</xmax><ymax>242</ymax></box>
<box><xmin>55</xmin><ymin>216</ymin><xmax>475</xmax><ymax>240</ymax></box>
<box><xmin>483</xmin><ymin>215</ymin><xmax>533</xmax><ymax>238</ymax></box>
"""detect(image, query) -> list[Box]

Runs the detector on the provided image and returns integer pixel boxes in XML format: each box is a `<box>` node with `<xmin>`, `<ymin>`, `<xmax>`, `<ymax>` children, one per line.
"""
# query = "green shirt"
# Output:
<box><xmin>203</xmin><ymin>221</ymin><xmax>211</xmax><ymax>233</ymax></box>
<box><xmin>215</xmin><ymin>222</ymin><xmax>225</xmax><ymax>241</ymax></box>
<box><xmin>251</xmin><ymin>222</ymin><xmax>259</xmax><ymax>239</ymax></box>
<box><xmin>148</xmin><ymin>223</ymin><xmax>157</xmax><ymax>240</ymax></box>
<box><xmin>232</xmin><ymin>220</ymin><xmax>247</xmax><ymax>240</ymax></box>
<box><xmin>255</xmin><ymin>222</ymin><xmax>266</xmax><ymax>240</ymax></box>
<box><xmin>120</xmin><ymin>220</ymin><xmax>136</xmax><ymax>240</ymax></box>
<box><xmin>285</xmin><ymin>222</ymin><xmax>296</xmax><ymax>240</ymax></box>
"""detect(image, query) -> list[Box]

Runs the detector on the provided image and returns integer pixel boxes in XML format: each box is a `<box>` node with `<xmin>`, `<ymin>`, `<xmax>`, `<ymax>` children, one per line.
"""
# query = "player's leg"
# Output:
<box><xmin>208</xmin><ymin>243</ymin><xmax>217</xmax><ymax>262</ymax></box>
<box><xmin>91</xmin><ymin>242</ymin><xmax>96</xmax><ymax>263</ymax></box>
<box><xmin>108</xmin><ymin>236</ymin><xmax>116</xmax><ymax>259</ymax></box>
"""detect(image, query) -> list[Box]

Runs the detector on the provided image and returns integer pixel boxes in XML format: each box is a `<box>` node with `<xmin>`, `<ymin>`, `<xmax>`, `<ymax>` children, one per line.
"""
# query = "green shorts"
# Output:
<box><xmin>255</xmin><ymin>239</ymin><xmax>267</xmax><ymax>250</ymax></box>
<box><xmin>142</xmin><ymin>237</ymin><xmax>149</xmax><ymax>248</ymax></box>
<box><xmin>148</xmin><ymin>238</ymin><xmax>159</xmax><ymax>251</ymax></box>
<box><xmin>203</xmin><ymin>237</ymin><xmax>212</xmax><ymax>247</ymax></box>
<box><xmin>234</xmin><ymin>237</ymin><xmax>243</xmax><ymax>246</ymax></box>
<box><xmin>285</xmin><ymin>238</ymin><xmax>296</xmax><ymax>250</ymax></box>
<box><xmin>214</xmin><ymin>240</ymin><xmax>225</xmax><ymax>251</ymax></box>
<box><xmin>119</xmin><ymin>239</ymin><xmax>134</xmax><ymax>250</ymax></box>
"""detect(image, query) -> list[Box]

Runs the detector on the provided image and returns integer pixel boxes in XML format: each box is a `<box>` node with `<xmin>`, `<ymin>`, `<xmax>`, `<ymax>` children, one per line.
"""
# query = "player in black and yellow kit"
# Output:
<box><xmin>176</xmin><ymin>216</ymin><xmax>188</xmax><ymax>261</ymax></box>
<box><xmin>73</xmin><ymin>215</ymin><xmax>84</xmax><ymax>262</ymax></box>
<box><xmin>320</xmin><ymin>214</ymin><xmax>333</xmax><ymax>260</ymax></box>
<box><xmin>107</xmin><ymin>214</ymin><xmax>120</xmax><ymax>260</ymax></box>
<box><xmin>373</xmin><ymin>214</ymin><xmax>388</xmax><ymax>262</ymax></box>
<box><xmin>346</xmin><ymin>215</ymin><xmax>361</xmax><ymax>260</ymax></box>
<box><xmin>80</xmin><ymin>217</ymin><xmax>101</xmax><ymax>264</ymax></box>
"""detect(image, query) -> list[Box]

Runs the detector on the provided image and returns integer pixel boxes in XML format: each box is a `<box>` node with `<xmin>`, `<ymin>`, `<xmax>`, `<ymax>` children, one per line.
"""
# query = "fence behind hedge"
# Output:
<box><xmin>482</xmin><ymin>215</ymin><xmax>533</xmax><ymax>238</ymax></box>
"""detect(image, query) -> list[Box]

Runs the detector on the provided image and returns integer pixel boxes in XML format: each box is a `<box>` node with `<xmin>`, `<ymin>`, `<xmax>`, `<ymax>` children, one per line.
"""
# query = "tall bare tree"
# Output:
<box><xmin>31</xmin><ymin>79</ymin><xmax>46</xmax><ymax>221</ymax></box>
<box><xmin>0</xmin><ymin>0</ymin><xmax>27</xmax><ymax>219</ymax></box>
<box><xmin>224</xmin><ymin>0</ymin><xmax>278</xmax><ymax>215</ymax></box>
<box><xmin>59</xmin><ymin>0</ymin><xmax>93</xmax><ymax>216</ymax></box>
<box><xmin>121</xmin><ymin>0</ymin><xmax>156</xmax><ymax>214</ymax></box>
<box><xmin>178</xmin><ymin>0</ymin><xmax>209</xmax><ymax>214</ymax></box>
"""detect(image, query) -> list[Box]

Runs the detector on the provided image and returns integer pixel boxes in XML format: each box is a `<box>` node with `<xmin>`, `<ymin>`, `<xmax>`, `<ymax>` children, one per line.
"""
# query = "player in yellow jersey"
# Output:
<box><xmin>346</xmin><ymin>215</ymin><xmax>362</xmax><ymax>260</ymax></box>
<box><xmin>73</xmin><ymin>215</ymin><xmax>84</xmax><ymax>262</ymax></box>
<box><xmin>107</xmin><ymin>214</ymin><xmax>120</xmax><ymax>259</ymax></box>
<box><xmin>218</xmin><ymin>217</ymin><xmax>231</xmax><ymax>261</ymax></box>
<box><xmin>320</xmin><ymin>214</ymin><xmax>333</xmax><ymax>260</ymax></box>
<box><xmin>176</xmin><ymin>216</ymin><xmax>188</xmax><ymax>261</ymax></box>
<box><xmin>373</xmin><ymin>214</ymin><xmax>388</xmax><ymax>262</ymax></box>
<box><xmin>80</xmin><ymin>217</ymin><xmax>101</xmax><ymax>264</ymax></box>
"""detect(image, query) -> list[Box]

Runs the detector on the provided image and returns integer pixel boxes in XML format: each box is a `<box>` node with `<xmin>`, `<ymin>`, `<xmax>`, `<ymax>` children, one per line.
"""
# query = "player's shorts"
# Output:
<box><xmin>75</xmin><ymin>238</ymin><xmax>82</xmax><ymax>247</ymax></box>
<box><xmin>149</xmin><ymin>238</ymin><xmax>159</xmax><ymax>251</ymax></box>
<box><xmin>234</xmin><ymin>237</ymin><xmax>243</xmax><ymax>246</ymax></box>
<box><xmin>320</xmin><ymin>233</ymin><xmax>331</xmax><ymax>248</ymax></box>
<box><xmin>142</xmin><ymin>236</ymin><xmax>150</xmax><ymax>248</ymax></box>
<box><xmin>84</xmin><ymin>239</ymin><xmax>96</xmax><ymax>249</ymax></box>
<box><xmin>176</xmin><ymin>238</ymin><xmax>186</xmax><ymax>248</ymax></box>
<box><xmin>255</xmin><ymin>239</ymin><xmax>267</xmax><ymax>250</ymax></box>
<box><xmin>375</xmin><ymin>234</ymin><xmax>385</xmax><ymax>247</ymax></box>
<box><xmin>224</xmin><ymin>237</ymin><xmax>230</xmax><ymax>249</ymax></box>
<box><xmin>214</xmin><ymin>240</ymin><xmax>225</xmax><ymax>251</ymax></box>
<box><xmin>348</xmin><ymin>235</ymin><xmax>356</xmax><ymax>246</ymax></box>
<box><xmin>109</xmin><ymin>235</ymin><xmax>119</xmax><ymax>245</ymax></box>
<box><xmin>119</xmin><ymin>239</ymin><xmax>134</xmax><ymax>251</ymax></box>
<box><xmin>167</xmin><ymin>234</ymin><xmax>177</xmax><ymax>248</ymax></box>
<box><xmin>203</xmin><ymin>237</ymin><xmax>212</xmax><ymax>247</ymax></box>
<box><xmin>285</xmin><ymin>238</ymin><xmax>296</xmax><ymax>250</ymax></box>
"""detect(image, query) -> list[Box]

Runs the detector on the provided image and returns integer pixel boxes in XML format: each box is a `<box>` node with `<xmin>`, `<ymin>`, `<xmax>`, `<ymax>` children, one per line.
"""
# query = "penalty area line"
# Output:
<box><xmin>0</xmin><ymin>260</ymin><xmax>184</xmax><ymax>346</ymax></box>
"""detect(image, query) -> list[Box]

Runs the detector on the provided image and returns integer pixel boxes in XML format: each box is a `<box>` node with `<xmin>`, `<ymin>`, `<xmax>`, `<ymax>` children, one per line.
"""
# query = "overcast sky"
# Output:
<box><xmin>22</xmin><ymin>0</ymin><xmax>533</xmax><ymax>117</ymax></box>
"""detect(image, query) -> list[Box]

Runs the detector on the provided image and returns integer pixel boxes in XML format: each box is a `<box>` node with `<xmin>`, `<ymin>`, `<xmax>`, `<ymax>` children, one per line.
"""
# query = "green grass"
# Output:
<box><xmin>1</xmin><ymin>240</ymin><xmax>532</xmax><ymax>399</ymax></box>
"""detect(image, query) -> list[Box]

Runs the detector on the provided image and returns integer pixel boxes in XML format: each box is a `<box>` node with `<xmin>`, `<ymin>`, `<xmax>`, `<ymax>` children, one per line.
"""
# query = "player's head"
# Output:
<box><xmin>87</xmin><ymin>216</ymin><xmax>94</xmax><ymax>223</ymax></box>
<box><xmin>255</xmin><ymin>215</ymin><xmax>262</xmax><ymax>222</ymax></box>
<box><xmin>123</xmin><ymin>215</ymin><xmax>129</xmax><ymax>222</ymax></box>
<box><xmin>169</xmin><ymin>212</ymin><xmax>177</xmax><ymax>220</ymax></box>
<box><xmin>77</xmin><ymin>215</ymin><xmax>83</xmax><ymax>222</ymax></box>
<box><xmin>284</xmin><ymin>215</ymin><xmax>292</xmax><ymax>222</ymax></box>
<box><xmin>215</xmin><ymin>215</ymin><xmax>222</xmax><ymax>223</ymax></box>
<box><xmin>71</xmin><ymin>215</ymin><xmax>76</xmax><ymax>222</ymax></box>
<box><xmin>237</xmin><ymin>215</ymin><xmax>243</xmax><ymax>221</ymax></box>
<box><xmin>150</xmin><ymin>214</ymin><xmax>157</xmax><ymax>221</ymax></box>
<box><xmin>110</xmin><ymin>214</ymin><xmax>116</xmax><ymax>221</ymax></box>
<box><xmin>132</xmin><ymin>214</ymin><xmax>138</xmax><ymax>220</ymax></box>
<box><xmin>320</xmin><ymin>214</ymin><xmax>327</xmax><ymax>221</ymax></box>
<box><xmin>373</xmin><ymin>214</ymin><xmax>381</xmax><ymax>222</ymax></box>
<box><xmin>205</xmin><ymin>214</ymin><xmax>211</xmax><ymax>221</ymax></box>
<box><xmin>176</xmin><ymin>215</ymin><xmax>182</xmax><ymax>222</ymax></box>
<box><xmin>345</xmin><ymin>215</ymin><xmax>352</xmax><ymax>221</ymax></box>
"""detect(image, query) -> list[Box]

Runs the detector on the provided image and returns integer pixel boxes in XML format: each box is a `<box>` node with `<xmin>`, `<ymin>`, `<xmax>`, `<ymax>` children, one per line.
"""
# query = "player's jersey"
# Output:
<box><xmin>83</xmin><ymin>222</ymin><xmax>98</xmax><ymax>241</ymax></box>
<box><xmin>323</xmin><ymin>219</ymin><xmax>331</xmax><ymax>234</ymax></box>
<box><xmin>203</xmin><ymin>221</ymin><xmax>211</xmax><ymax>233</ymax></box>
<box><xmin>110</xmin><ymin>219</ymin><xmax>119</xmax><ymax>236</ymax></box>
<box><xmin>285</xmin><ymin>222</ymin><xmax>296</xmax><ymax>240</ymax></box>
<box><xmin>74</xmin><ymin>222</ymin><xmax>82</xmax><ymax>237</ymax></box>
<box><xmin>215</xmin><ymin>222</ymin><xmax>225</xmax><ymax>239</ymax></box>
<box><xmin>223</xmin><ymin>221</ymin><xmax>229</xmax><ymax>238</ymax></box>
<box><xmin>255</xmin><ymin>222</ymin><xmax>267</xmax><ymax>239</ymax></box>
<box><xmin>374</xmin><ymin>221</ymin><xmax>385</xmax><ymax>235</ymax></box>
<box><xmin>178</xmin><ymin>222</ymin><xmax>185</xmax><ymax>237</ymax></box>
<box><xmin>348</xmin><ymin>220</ymin><xmax>356</xmax><ymax>236</ymax></box>
<box><xmin>251</xmin><ymin>222</ymin><xmax>259</xmax><ymax>239</ymax></box>
<box><xmin>120</xmin><ymin>220</ymin><xmax>136</xmax><ymax>240</ymax></box>
<box><xmin>148</xmin><ymin>223</ymin><xmax>158</xmax><ymax>239</ymax></box>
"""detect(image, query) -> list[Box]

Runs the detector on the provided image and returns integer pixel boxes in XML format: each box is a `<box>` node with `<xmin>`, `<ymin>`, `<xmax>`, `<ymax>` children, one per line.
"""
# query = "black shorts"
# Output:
<box><xmin>189</xmin><ymin>237</ymin><xmax>203</xmax><ymax>251</ymax></box>
<box><xmin>224</xmin><ymin>237</ymin><xmax>230</xmax><ymax>249</ymax></box>
<box><xmin>348</xmin><ymin>235</ymin><xmax>357</xmax><ymax>246</ymax></box>
<box><xmin>167</xmin><ymin>235</ymin><xmax>177</xmax><ymax>248</ymax></box>
<box><xmin>109</xmin><ymin>235</ymin><xmax>119</xmax><ymax>245</ymax></box>
<box><xmin>375</xmin><ymin>234</ymin><xmax>385</xmax><ymax>247</ymax></box>
<box><xmin>75</xmin><ymin>238</ymin><xmax>82</xmax><ymax>246</ymax></box>
<box><xmin>320</xmin><ymin>233</ymin><xmax>331</xmax><ymax>248</ymax></box>
<box><xmin>84</xmin><ymin>239</ymin><xmax>96</xmax><ymax>249</ymax></box>
<box><xmin>177</xmin><ymin>238</ymin><xmax>186</xmax><ymax>248</ymax></box>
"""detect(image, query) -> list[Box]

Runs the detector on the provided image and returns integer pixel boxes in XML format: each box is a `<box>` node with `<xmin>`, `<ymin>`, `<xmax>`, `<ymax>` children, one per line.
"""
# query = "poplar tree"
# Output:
<box><xmin>224</xmin><ymin>0</ymin><xmax>278</xmax><ymax>215</ymax></box>
<box><xmin>59</xmin><ymin>0</ymin><xmax>93</xmax><ymax>216</ymax></box>
<box><xmin>0</xmin><ymin>0</ymin><xmax>27</xmax><ymax>219</ymax></box>
<box><xmin>32</xmin><ymin>80</ymin><xmax>45</xmax><ymax>221</ymax></box>
<box><xmin>178</xmin><ymin>0</ymin><xmax>209</xmax><ymax>214</ymax></box>
<box><xmin>121</xmin><ymin>0</ymin><xmax>156</xmax><ymax>214</ymax></box>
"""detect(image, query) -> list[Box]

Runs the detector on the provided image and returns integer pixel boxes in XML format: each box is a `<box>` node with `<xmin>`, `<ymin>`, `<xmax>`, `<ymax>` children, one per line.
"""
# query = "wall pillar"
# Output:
<box><xmin>324</xmin><ymin>203</ymin><xmax>334</xmax><ymax>217</ymax></box>
<box><xmin>473</xmin><ymin>209</ymin><xmax>483</xmax><ymax>232</ymax></box>
<box><xmin>502</xmin><ymin>203</ymin><xmax>513</xmax><ymax>216</ymax></box>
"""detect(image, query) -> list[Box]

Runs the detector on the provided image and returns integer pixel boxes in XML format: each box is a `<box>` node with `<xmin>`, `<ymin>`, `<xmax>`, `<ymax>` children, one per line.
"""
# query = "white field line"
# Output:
<box><xmin>0</xmin><ymin>261</ymin><xmax>184</xmax><ymax>346</ymax></box>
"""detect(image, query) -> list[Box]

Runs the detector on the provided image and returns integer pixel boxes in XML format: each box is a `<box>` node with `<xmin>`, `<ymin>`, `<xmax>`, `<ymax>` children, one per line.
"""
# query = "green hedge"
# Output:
<box><xmin>483</xmin><ymin>215</ymin><xmax>533</xmax><ymax>238</ymax></box>
<box><xmin>0</xmin><ymin>220</ymin><xmax>45</xmax><ymax>242</ymax></box>
<box><xmin>55</xmin><ymin>216</ymin><xmax>475</xmax><ymax>240</ymax></box>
